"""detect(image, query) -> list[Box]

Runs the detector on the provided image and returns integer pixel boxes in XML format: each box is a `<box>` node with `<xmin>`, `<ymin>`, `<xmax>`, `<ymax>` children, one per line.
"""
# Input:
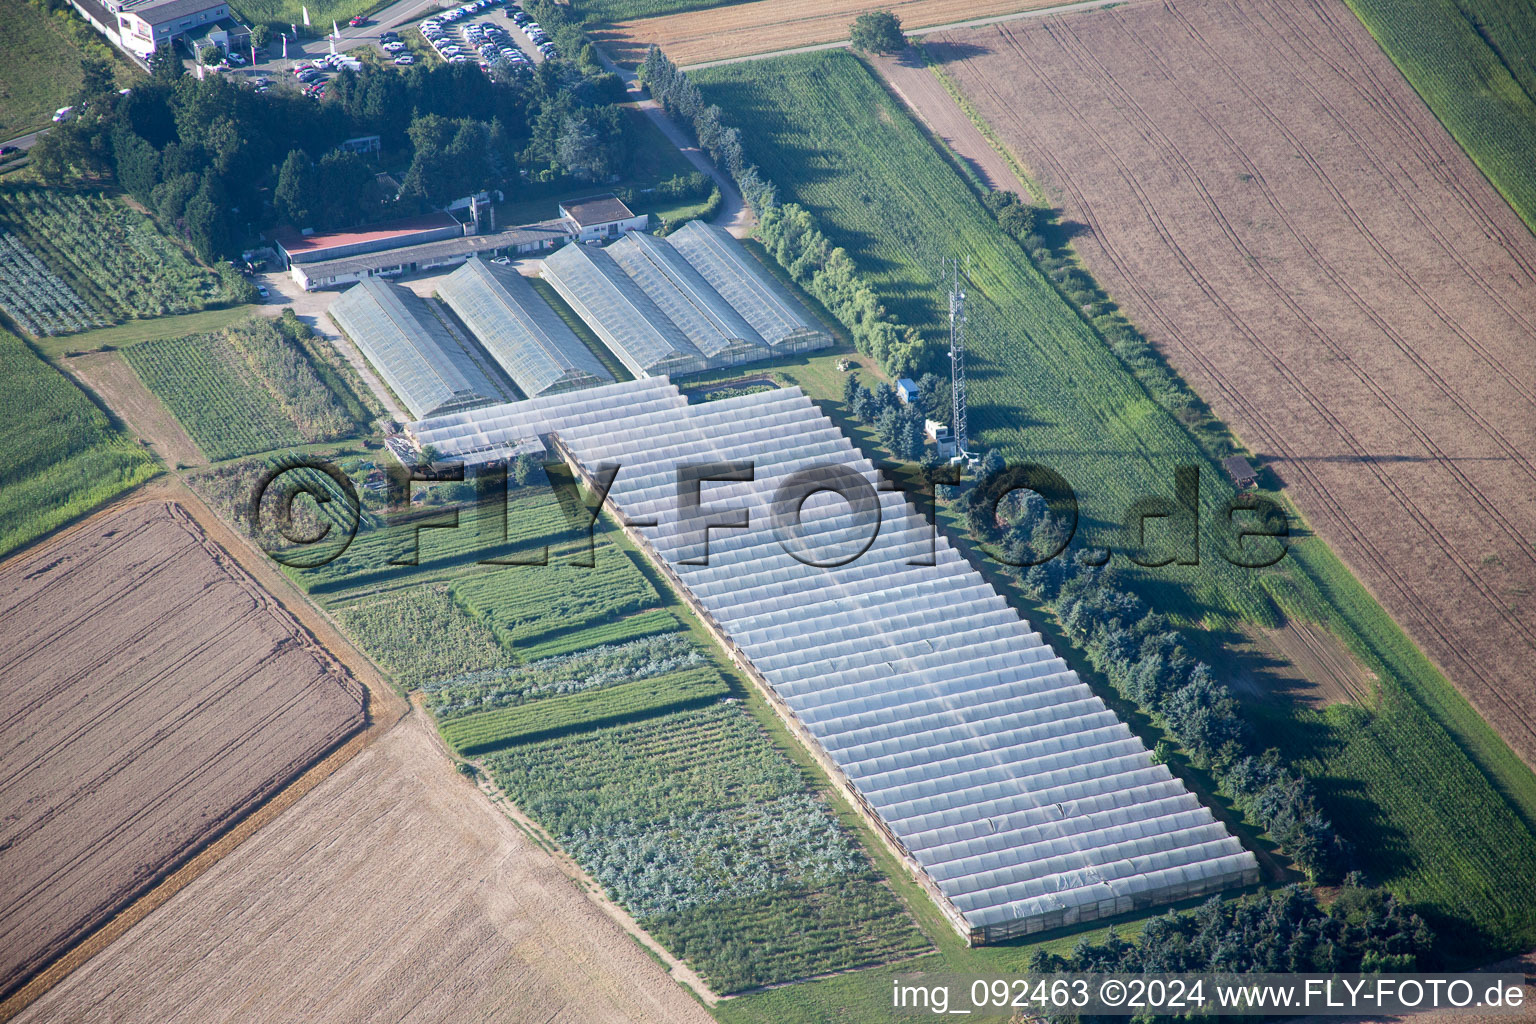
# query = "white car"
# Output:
<box><xmin>383</xmin><ymin>40</ymin><xmax>405</xmax><ymax>52</ymax></box>
<box><xmin>226</xmin><ymin>52</ymin><xmax>246</xmax><ymax>65</ymax></box>
<box><xmin>51</xmin><ymin>106</ymin><xmax>75</xmax><ymax>123</ymax></box>
<box><xmin>393</xmin><ymin>54</ymin><xmax>415</xmax><ymax>64</ymax></box>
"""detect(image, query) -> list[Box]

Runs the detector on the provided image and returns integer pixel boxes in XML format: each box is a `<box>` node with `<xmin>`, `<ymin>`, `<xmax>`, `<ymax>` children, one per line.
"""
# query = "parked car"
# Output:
<box><xmin>0</xmin><ymin>146</ymin><xmax>20</xmax><ymax>156</ymax></box>
<box><xmin>393</xmin><ymin>53</ymin><xmax>415</xmax><ymax>64</ymax></box>
<box><xmin>256</xmin><ymin>284</ymin><xmax>270</xmax><ymax>298</ymax></box>
<box><xmin>383</xmin><ymin>40</ymin><xmax>405</xmax><ymax>52</ymax></box>
<box><xmin>51</xmin><ymin>106</ymin><xmax>75</xmax><ymax>123</ymax></box>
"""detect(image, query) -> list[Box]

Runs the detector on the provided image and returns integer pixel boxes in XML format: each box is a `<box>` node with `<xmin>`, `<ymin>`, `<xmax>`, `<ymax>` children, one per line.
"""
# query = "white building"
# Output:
<box><xmin>86</xmin><ymin>0</ymin><xmax>240</xmax><ymax>61</ymax></box>
<box><xmin>557</xmin><ymin>195</ymin><xmax>648</xmax><ymax>244</ymax></box>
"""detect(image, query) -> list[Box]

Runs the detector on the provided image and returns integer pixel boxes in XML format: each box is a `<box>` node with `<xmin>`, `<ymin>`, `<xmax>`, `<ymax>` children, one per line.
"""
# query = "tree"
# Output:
<box><xmin>198</xmin><ymin>44</ymin><xmax>223</xmax><ymax>67</ymax></box>
<box><xmin>250</xmin><ymin>24</ymin><xmax>272</xmax><ymax>49</ymax></box>
<box><xmin>74</xmin><ymin>57</ymin><xmax>116</xmax><ymax>107</ymax></box>
<box><xmin>555</xmin><ymin>111</ymin><xmax>602</xmax><ymax>181</ymax></box>
<box><xmin>849</xmin><ymin>10</ymin><xmax>905</xmax><ymax>54</ymax></box>
<box><xmin>149</xmin><ymin>43</ymin><xmax>185</xmax><ymax>83</ymax></box>
<box><xmin>842</xmin><ymin>371</ymin><xmax>862</xmax><ymax>410</ymax></box>
<box><xmin>274</xmin><ymin>149</ymin><xmax>318</xmax><ymax>226</ymax></box>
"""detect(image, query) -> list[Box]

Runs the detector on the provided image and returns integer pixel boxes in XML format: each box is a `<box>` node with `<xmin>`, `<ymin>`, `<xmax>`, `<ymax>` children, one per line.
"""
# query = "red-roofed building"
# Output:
<box><xmin>270</xmin><ymin>213</ymin><xmax>465</xmax><ymax>268</ymax></box>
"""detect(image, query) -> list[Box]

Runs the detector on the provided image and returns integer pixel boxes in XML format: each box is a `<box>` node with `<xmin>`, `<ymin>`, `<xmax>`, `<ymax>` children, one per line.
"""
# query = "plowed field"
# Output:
<box><xmin>928</xmin><ymin>0</ymin><xmax>1536</xmax><ymax>766</ymax></box>
<box><xmin>15</xmin><ymin>714</ymin><xmax>715</xmax><ymax>1024</ymax></box>
<box><xmin>0</xmin><ymin>501</ymin><xmax>365</xmax><ymax>999</ymax></box>
<box><xmin>593</xmin><ymin>0</ymin><xmax>1069</xmax><ymax>67</ymax></box>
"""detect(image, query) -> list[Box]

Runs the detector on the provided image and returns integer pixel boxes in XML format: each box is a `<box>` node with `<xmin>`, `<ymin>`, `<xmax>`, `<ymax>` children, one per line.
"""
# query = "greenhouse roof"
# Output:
<box><xmin>667</xmin><ymin>220</ymin><xmax>832</xmax><ymax>352</ymax></box>
<box><xmin>540</xmin><ymin>242</ymin><xmax>707</xmax><ymax>378</ymax></box>
<box><xmin>329</xmin><ymin>276</ymin><xmax>503</xmax><ymax>419</ymax></box>
<box><xmin>437</xmin><ymin>259</ymin><xmax>613</xmax><ymax>398</ymax></box>
<box><xmin>411</xmin><ymin>379</ymin><xmax>1258</xmax><ymax>941</ymax></box>
<box><xmin>606</xmin><ymin>232</ymin><xmax>767</xmax><ymax>366</ymax></box>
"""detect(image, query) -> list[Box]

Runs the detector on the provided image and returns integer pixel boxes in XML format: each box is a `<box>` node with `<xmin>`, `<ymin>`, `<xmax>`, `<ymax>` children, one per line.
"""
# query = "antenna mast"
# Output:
<box><xmin>947</xmin><ymin>258</ymin><xmax>969</xmax><ymax>457</ymax></box>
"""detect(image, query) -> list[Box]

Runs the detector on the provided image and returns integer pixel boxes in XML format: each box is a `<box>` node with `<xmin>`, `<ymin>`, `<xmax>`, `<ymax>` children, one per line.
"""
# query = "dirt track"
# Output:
<box><xmin>929</xmin><ymin>0</ymin><xmax>1536</xmax><ymax>765</ymax></box>
<box><xmin>0</xmin><ymin>502</ymin><xmax>365</xmax><ymax>1000</ymax></box>
<box><xmin>15</xmin><ymin>713</ymin><xmax>715</xmax><ymax>1024</ymax></box>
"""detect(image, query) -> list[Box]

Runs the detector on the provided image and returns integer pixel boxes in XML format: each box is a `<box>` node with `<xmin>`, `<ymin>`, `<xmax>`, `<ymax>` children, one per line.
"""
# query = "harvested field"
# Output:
<box><xmin>929</xmin><ymin>0</ymin><xmax>1536</xmax><ymax>766</ymax></box>
<box><xmin>1230</xmin><ymin>618</ymin><xmax>1375</xmax><ymax>709</ymax></box>
<box><xmin>594</xmin><ymin>0</ymin><xmax>1073</xmax><ymax>68</ymax></box>
<box><xmin>15</xmin><ymin>714</ymin><xmax>716</xmax><ymax>1024</ymax></box>
<box><xmin>0</xmin><ymin>501</ymin><xmax>365</xmax><ymax>1001</ymax></box>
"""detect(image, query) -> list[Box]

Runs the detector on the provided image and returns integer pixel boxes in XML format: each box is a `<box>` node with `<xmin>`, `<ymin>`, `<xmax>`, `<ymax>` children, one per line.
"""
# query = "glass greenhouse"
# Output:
<box><xmin>412</xmin><ymin>379</ymin><xmax>1259</xmax><ymax>943</ymax></box>
<box><xmin>328</xmin><ymin>276</ymin><xmax>503</xmax><ymax>420</ymax></box>
<box><xmin>436</xmin><ymin>259</ymin><xmax>613</xmax><ymax>399</ymax></box>
<box><xmin>540</xmin><ymin>243</ymin><xmax>708</xmax><ymax>378</ymax></box>
<box><xmin>667</xmin><ymin>220</ymin><xmax>832</xmax><ymax>353</ymax></box>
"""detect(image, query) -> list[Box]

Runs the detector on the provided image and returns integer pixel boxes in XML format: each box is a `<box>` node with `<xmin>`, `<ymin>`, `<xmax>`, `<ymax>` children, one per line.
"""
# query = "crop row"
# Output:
<box><xmin>514</xmin><ymin>607</ymin><xmax>681</xmax><ymax>661</ymax></box>
<box><xmin>0</xmin><ymin>232</ymin><xmax>109</xmax><ymax>336</ymax></box>
<box><xmin>0</xmin><ymin>186</ymin><xmax>249</xmax><ymax>319</ymax></box>
<box><xmin>424</xmin><ymin>631</ymin><xmax>705</xmax><ymax>720</ymax></box>
<box><xmin>335</xmin><ymin>583</ymin><xmax>511</xmax><ymax>691</ymax></box>
<box><xmin>444</xmin><ymin>664</ymin><xmax>730</xmax><ymax>753</ymax></box>
<box><xmin>125</xmin><ymin>318</ymin><xmax>357</xmax><ymax>460</ymax></box>
<box><xmin>484</xmin><ymin>701</ymin><xmax>926</xmax><ymax>990</ymax></box>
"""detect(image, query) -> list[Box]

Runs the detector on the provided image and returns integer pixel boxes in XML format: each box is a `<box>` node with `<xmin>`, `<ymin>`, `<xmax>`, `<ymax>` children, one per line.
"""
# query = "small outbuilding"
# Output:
<box><xmin>1222</xmin><ymin>455</ymin><xmax>1259</xmax><ymax>489</ymax></box>
<box><xmin>896</xmin><ymin>378</ymin><xmax>919</xmax><ymax>405</ymax></box>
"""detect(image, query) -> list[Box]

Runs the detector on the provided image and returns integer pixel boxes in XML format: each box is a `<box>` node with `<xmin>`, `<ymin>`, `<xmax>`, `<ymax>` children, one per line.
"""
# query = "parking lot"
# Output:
<box><xmin>418</xmin><ymin>0</ymin><xmax>555</xmax><ymax>71</ymax></box>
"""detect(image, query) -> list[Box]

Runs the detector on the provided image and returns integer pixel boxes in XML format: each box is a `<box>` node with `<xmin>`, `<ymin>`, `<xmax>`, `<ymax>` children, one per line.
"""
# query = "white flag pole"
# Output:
<box><xmin>302</xmin><ymin>5</ymin><xmax>310</xmax><ymax>26</ymax></box>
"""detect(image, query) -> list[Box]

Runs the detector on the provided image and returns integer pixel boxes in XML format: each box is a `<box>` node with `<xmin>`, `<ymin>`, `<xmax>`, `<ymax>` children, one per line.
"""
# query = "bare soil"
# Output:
<box><xmin>929</xmin><ymin>0</ymin><xmax>1536</xmax><ymax>765</ymax></box>
<box><xmin>63</xmin><ymin>350</ymin><xmax>205</xmax><ymax>469</ymax></box>
<box><xmin>868</xmin><ymin>48</ymin><xmax>1026</xmax><ymax>195</ymax></box>
<box><xmin>0</xmin><ymin>501</ymin><xmax>366</xmax><ymax>1000</ymax></box>
<box><xmin>14</xmin><ymin>713</ymin><xmax>716</xmax><ymax>1024</ymax></box>
<box><xmin>593</xmin><ymin>0</ymin><xmax>1073</xmax><ymax>68</ymax></box>
<box><xmin>1230</xmin><ymin>618</ymin><xmax>1376</xmax><ymax>709</ymax></box>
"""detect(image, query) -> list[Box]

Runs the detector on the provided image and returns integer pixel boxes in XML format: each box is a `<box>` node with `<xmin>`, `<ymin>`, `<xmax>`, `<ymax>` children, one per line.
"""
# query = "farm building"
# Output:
<box><xmin>667</xmin><ymin>220</ymin><xmax>832</xmax><ymax>353</ymax></box>
<box><xmin>540</xmin><ymin>242</ymin><xmax>708</xmax><ymax>378</ymax></box>
<box><xmin>412</xmin><ymin>378</ymin><xmax>1259</xmax><ymax>943</ymax></box>
<box><xmin>328</xmin><ymin>277</ymin><xmax>504</xmax><ymax>420</ymax></box>
<box><xmin>289</xmin><ymin>220</ymin><xmax>569</xmax><ymax>291</ymax></box>
<box><xmin>606</xmin><ymin>232</ymin><xmax>768</xmax><ymax>367</ymax></box>
<box><xmin>272</xmin><ymin>213</ymin><xmax>464</xmax><ymax>269</ymax></box>
<box><xmin>558</xmin><ymin>195</ymin><xmax>649</xmax><ymax>243</ymax></box>
<box><xmin>436</xmin><ymin>259</ymin><xmax>614</xmax><ymax>399</ymax></box>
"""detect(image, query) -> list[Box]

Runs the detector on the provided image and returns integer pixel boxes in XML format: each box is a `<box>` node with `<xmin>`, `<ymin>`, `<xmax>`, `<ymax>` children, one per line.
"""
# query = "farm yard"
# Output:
<box><xmin>0</xmin><ymin>330</ymin><xmax>155</xmax><ymax>559</ymax></box>
<box><xmin>123</xmin><ymin>316</ymin><xmax>366</xmax><ymax>461</ymax></box>
<box><xmin>11</xmin><ymin>715</ymin><xmax>717</xmax><ymax>1024</ymax></box>
<box><xmin>0</xmin><ymin>501</ymin><xmax>364</xmax><ymax>1001</ymax></box>
<box><xmin>926</xmin><ymin>0</ymin><xmax>1536</xmax><ymax>782</ymax></box>
<box><xmin>486</xmin><ymin>701</ymin><xmax>928</xmax><ymax>993</ymax></box>
<box><xmin>591</xmin><ymin>0</ymin><xmax>1078</xmax><ymax>67</ymax></box>
<box><xmin>0</xmin><ymin>187</ymin><xmax>250</xmax><ymax>329</ymax></box>
<box><xmin>691</xmin><ymin>48</ymin><xmax>1536</xmax><ymax>964</ymax></box>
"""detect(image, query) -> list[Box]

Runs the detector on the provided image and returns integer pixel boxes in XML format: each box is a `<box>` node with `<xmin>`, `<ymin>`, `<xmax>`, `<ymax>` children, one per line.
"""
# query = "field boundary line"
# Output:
<box><xmin>0</xmin><ymin>490</ymin><xmax>406</xmax><ymax>1023</ymax></box>
<box><xmin>409</xmin><ymin>694</ymin><xmax>721</xmax><ymax>1006</ymax></box>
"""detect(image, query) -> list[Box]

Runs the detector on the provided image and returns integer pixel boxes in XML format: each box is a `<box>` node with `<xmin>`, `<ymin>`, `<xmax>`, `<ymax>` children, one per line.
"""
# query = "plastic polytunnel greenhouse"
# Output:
<box><xmin>328</xmin><ymin>276</ymin><xmax>504</xmax><ymax>420</ymax></box>
<box><xmin>606</xmin><ymin>232</ymin><xmax>768</xmax><ymax>368</ymax></box>
<box><xmin>539</xmin><ymin>242</ymin><xmax>708</xmax><ymax>379</ymax></box>
<box><xmin>667</xmin><ymin>220</ymin><xmax>833</xmax><ymax>354</ymax></box>
<box><xmin>411</xmin><ymin>378</ymin><xmax>1260</xmax><ymax>943</ymax></box>
<box><xmin>436</xmin><ymin>259</ymin><xmax>614</xmax><ymax>399</ymax></box>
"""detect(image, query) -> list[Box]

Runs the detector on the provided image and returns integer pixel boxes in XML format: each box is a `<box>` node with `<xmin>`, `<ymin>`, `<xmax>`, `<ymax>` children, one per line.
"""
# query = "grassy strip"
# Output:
<box><xmin>0</xmin><ymin>330</ymin><xmax>157</xmax><ymax>558</ymax></box>
<box><xmin>444</xmin><ymin>664</ymin><xmax>729</xmax><ymax>753</ymax></box>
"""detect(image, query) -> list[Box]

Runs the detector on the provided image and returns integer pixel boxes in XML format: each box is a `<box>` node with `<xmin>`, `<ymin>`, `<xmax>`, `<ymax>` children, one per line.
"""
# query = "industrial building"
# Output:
<box><xmin>328</xmin><ymin>276</ymin><xmax>504</xmax><ymax>420</ymax></box>
<box><xmin>272</xmin><ymin>213</ymin><xmax>465</xmax><ymax>270</ymax></box>
<box><xmin>289</xmin><ymin>221</ymin><xmax>568</xmax><ymax>291</ymax></box>
<box><xmin>606</xmin><ymin>232</ymin><xmax>768</xmax><ymax>367</ymax></box>
<box><xmin>436</xmin><ymin>259</ymin><xmax>613</xmax><ymax>399</ymax></box>
<box><xmin>411</xmin><ymin>378</ymin><xmax>1259</xmax><ymax>943</ymax></box>
<box><xmin>540</xmin><ymin>242</ymin><xmax>708</xmax><ymax>378</ymax></box>
<box><xmin>667</xmin><ymin>220</ymin><xmax>832</xmax><ymax>353</ymax></box>
<box><xmin>72</xmin><ymin>0</ymin><xmax>244</xmax><ymax>63</ymax></box>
